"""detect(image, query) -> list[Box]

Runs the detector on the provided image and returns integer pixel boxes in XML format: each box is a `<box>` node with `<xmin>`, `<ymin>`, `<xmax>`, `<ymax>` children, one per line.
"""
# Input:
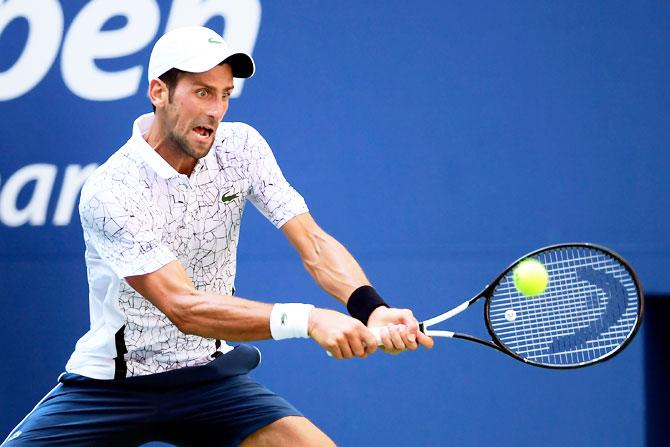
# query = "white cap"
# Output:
<box><xmin>148</xmin><ymin>26</ymin><xmax>255</xmax><ymax>81</ymax></box>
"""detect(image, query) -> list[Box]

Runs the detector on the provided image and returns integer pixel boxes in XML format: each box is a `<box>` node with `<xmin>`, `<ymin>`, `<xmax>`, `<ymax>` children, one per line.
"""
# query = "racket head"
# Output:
<box><xmin>483</xmin><ymin>243</ymin><xmax>643</xmax><ymax>368</ymax></box>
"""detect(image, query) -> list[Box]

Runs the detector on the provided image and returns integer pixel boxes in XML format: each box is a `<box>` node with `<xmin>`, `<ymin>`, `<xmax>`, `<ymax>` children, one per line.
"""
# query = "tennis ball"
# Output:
<box><xmin>513</xmin><ymin>258</ymin><xmax>548</xmax><ymax>296</ymax></box>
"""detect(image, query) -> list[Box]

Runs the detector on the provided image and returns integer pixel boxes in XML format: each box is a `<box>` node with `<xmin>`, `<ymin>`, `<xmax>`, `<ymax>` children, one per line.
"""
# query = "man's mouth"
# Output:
<box><xmin>192</xmin><ymin>126</ymin><xmax>213</xmax><ymax>138</ymax></box>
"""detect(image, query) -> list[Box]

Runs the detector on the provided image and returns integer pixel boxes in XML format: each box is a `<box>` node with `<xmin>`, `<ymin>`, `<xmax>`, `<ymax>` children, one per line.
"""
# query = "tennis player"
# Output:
<box><xmin>2</xmin><ymin>26</ymin><xmax>432</xmax><ymax>446</ymax></box>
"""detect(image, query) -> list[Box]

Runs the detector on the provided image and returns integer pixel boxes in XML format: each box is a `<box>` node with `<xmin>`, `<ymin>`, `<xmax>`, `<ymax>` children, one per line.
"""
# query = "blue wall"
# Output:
<box><xmin>1</xmin><ymin>1</ymin><xmax>668</xmax><ymax>445</ymax></box>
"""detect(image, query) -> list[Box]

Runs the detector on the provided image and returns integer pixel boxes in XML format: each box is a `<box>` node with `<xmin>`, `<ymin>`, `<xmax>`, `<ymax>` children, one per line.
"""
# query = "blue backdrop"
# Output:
<box><xmin>1</xmin><ymin>1</ymin><xmax>668</xmax><ymax>446</ymax></box>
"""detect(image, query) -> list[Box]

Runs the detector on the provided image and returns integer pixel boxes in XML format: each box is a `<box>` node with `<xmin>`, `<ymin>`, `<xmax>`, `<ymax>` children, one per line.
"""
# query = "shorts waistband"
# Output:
<box><xmin>59</xmin><ymin>344</ymin><xmax>262</xmax><ymax>389</ymax></box>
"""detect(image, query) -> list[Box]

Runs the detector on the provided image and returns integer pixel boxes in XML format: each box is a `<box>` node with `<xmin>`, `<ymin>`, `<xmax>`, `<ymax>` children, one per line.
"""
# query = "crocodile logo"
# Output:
<box><xmin>221</xmin><ymin>192</ymin><xmax>239</xmax><ymax>203</ymax></box>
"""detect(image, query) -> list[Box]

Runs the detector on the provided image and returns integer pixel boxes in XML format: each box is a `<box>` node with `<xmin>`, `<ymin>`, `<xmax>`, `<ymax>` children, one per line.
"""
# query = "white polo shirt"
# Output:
<box><xmin>65</xmin><ymin>113</ymin><xmax>308</xmax><ymax>379</ymax></box>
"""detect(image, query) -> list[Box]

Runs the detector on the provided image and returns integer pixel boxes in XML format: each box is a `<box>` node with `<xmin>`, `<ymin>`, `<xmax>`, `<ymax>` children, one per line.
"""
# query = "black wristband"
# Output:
<box><xmin>346</xmin><ymin>285</ymin><xmax>389</xmax><ymax>325</ymax></box>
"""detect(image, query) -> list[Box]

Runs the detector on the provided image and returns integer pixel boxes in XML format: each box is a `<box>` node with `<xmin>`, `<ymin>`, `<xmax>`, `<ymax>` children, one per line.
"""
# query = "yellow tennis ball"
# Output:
<box><xmin>513</xmin><ymin>258</ymin><xmax>548</xmax><ymax>296</ymax></box>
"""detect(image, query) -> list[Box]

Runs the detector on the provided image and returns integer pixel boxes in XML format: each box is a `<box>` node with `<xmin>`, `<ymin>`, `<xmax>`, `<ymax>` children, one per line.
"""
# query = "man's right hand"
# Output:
<box><xmin>308</xmin><ymin>308</ymin><xmax>378</xmax><ymax>359</ymax></box>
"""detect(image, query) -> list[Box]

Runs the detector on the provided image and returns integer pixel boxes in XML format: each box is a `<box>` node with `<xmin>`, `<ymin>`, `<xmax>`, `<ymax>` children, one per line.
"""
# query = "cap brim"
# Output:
<box><xmin>223</xmin><ymin>53</ymin><xmax>255</xmax><ymax>79</ymax></box>
<box><xmin>172</xmin><ymin>52</ymin><xmax>255</xmax><ymax>79</ymax></box>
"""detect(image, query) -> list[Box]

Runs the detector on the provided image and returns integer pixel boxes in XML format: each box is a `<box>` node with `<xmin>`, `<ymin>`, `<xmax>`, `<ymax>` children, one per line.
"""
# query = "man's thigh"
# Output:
<box><xmin>157</xmin><ymin>374</ymin><xmax>303</xmax><ymax>446</ymax></box>
<box><xmin>2</xmin><ymin>383</ymin><xmax>156</xmax><ymax>447</ymax></box>
<box><xmin>240</xmin><ymin>416</ymin><xmax>335</xmax><ymax>447</ymax></box>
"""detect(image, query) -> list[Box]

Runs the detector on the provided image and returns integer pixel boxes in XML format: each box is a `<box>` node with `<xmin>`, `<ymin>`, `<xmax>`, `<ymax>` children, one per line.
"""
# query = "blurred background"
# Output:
<box><xmin>1</xmin><ymin>1</ymin><xmax>668</xmax><ymax>446</ymax></box>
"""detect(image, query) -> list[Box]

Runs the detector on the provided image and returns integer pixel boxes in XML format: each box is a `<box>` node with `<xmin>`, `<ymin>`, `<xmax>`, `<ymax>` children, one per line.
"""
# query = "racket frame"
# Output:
<box><xmin>419</xmin><ymin>242</ymin><xmax>644</xmax><ymax>368</ymax></box>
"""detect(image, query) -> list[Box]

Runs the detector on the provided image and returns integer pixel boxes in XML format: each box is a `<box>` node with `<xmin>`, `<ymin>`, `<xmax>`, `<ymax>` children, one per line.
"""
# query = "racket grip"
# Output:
<box><xmin>369</xmin><ymin>324</ymin><xmax>425</xmax><ymax>346</ymax></box>
<box><xmin>369</xmin><ymin>327</ymin><xmax>384</xmax><ymax>345</ymax></box>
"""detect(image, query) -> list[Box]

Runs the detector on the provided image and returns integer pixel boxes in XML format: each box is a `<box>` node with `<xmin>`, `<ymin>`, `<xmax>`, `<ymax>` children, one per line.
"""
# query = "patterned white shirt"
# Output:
<box><xmin>65</xmin><ymin>113</ymin><xmax>308</xmax><ymax>379</ymax></box>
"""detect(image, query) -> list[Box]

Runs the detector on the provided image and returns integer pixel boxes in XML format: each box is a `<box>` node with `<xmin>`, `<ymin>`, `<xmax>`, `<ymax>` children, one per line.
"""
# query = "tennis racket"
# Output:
<box><xmin>372</xmin><ymin>243</ymin><xmax>643</xmax><ymax>368</ymax></box>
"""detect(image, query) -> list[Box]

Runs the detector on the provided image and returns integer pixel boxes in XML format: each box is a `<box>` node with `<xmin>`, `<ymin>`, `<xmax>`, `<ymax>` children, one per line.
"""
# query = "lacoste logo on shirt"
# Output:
<box><xmin>208</xmin><ymin>38</ymin><xmax>222</xmax><ymax>44</ymax></box>
<box><xmin>221</xmin><ymin>192</ymin><xmax>239</xmax><ymax>203</ymax></box>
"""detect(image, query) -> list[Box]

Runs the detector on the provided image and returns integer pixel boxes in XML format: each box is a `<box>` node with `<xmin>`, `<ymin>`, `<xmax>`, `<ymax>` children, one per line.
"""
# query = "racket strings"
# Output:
<box><xmin>487</xmin><ymin>247</ymin><xmax>640</xmax><ymax>367</ymax></box>
<box><xmin>491</xmin><ymin>278</ymin><xmax>634</xmax><ymax>332</ymax></box>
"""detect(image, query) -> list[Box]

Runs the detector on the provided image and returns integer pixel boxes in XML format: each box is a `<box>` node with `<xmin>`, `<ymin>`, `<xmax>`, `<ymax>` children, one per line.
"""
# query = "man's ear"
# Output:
<box><xmin>148</xmin><ymin>79</ymin><xmax>169</xmax><ymax>109</ymax></box>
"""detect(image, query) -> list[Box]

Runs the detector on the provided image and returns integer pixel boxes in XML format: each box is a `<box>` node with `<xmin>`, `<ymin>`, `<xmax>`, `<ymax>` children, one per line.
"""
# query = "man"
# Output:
<box><xmin>2</xmin><ymin>26</ymin><xmax>432</xmax><ymax>446</ymax></box>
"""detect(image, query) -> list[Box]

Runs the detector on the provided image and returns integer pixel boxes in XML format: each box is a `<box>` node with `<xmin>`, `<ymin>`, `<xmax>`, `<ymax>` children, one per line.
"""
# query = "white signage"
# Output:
<box><xmin>0</xmin><ymin>0</ymin><xmax>261</xmax><ymax>101</ymax></box>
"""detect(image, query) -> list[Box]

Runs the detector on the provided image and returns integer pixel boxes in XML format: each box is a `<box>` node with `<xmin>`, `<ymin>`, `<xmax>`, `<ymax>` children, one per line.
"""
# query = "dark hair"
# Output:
<box><xmin>151</xmin><ymin>68</ymin><xmax>186</xmax><ymax>112</ymax></box>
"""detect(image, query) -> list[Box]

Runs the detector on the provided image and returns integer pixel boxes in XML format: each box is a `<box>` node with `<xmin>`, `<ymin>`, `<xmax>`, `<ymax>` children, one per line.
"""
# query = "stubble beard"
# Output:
<box><xmin>167</xmin><ymin>127</ymin><xmax>213</xmax><ymax>160</ymax></box>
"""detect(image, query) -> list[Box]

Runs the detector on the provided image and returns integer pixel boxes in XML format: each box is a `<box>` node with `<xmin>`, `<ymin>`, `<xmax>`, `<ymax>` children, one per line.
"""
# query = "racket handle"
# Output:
<box><xmin>369</xmin><ymin>327</ymin><xmax>383</xmax><ymax>345</ymax></box>
<box><xmin>369</xmin><ymin>323</ymin><xmax>425</xmax><ymax>346</ymax></box>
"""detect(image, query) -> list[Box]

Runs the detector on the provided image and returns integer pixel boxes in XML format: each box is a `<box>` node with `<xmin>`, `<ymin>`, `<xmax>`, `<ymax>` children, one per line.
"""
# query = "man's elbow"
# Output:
<box><xmin>164</xmin><ymin>293</ymin><xmax>202</xmax><ymax>335</ymax></box>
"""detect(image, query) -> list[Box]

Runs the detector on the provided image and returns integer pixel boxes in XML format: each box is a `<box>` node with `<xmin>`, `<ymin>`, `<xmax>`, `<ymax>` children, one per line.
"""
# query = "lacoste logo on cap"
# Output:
<box><xmin>208</xmin><ymin>37</ymin><xmax>222</xmax><ymax>44</ymax></box>
<box><xmin>221</xmin><ymin>192</ymin><xmax>239</xmax><ymax>203</ymax></box>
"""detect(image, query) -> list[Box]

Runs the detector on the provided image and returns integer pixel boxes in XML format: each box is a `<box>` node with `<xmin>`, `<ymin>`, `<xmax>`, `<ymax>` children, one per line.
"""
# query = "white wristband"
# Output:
<box><xmin>270</xmin><ymin>303</ymin><xmax>314</xmax><ymax>340</ymax></box>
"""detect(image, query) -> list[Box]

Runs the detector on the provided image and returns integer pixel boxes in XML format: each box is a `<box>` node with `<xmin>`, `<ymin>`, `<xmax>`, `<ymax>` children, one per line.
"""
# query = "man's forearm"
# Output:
<box><xmin>173</xmin><ymin>290</ymin><xmax>275</xmax><ymax>340</ymax></box>
<box><xmin>298</xmin><ymin>228</ymin><xmax>370</xmax><ymax>304</ymax></box>
<box><xmin>127</xmin><ymin>261</ymin><xmax>275</xmax><ymax>341</ymax></box>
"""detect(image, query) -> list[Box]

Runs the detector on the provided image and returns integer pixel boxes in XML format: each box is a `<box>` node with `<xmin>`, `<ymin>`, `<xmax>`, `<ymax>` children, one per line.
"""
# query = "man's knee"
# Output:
<box><xmin>241</xmin><ymin>416</ymin><xmax>336</xmax><ymax>447</ymax></box>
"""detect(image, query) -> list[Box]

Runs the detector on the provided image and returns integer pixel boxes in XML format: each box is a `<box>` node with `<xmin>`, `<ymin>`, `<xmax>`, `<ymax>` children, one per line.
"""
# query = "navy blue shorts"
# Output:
<box><xmin>2</xmin><ymin>345</ymin><xmax>301</xmax><ymax>446</ymax></box>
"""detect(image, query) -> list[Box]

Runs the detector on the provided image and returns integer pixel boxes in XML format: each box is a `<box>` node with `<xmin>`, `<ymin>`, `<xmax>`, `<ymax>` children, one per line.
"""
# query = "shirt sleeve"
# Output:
<box><xmin>79</xmin><ymin>182</ymin><xmax>177</xmax><ymax>278</ymax></box>
<box><xmin>243</xmin><ymin>124</ymin><xmax>309</xmax><ymax>228</ymax></box>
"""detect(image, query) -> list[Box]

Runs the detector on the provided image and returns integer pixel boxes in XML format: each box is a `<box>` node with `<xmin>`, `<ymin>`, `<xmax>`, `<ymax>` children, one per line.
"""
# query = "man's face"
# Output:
<box><xmin>160</xmin><ymin>64</ymin><xmax>234</xmax><ymax>160</ymax></box>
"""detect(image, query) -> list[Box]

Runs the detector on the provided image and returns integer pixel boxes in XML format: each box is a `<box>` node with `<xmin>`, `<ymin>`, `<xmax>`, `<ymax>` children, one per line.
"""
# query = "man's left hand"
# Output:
<box><xmin>367</xmin><ymin>307</ymin><xmax>434</xmax><ymax>354</ymax></box>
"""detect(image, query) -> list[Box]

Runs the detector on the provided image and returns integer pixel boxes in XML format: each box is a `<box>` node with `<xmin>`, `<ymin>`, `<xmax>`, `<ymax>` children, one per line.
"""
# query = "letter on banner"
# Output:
<box><xmin>61</xmin><ymin>0</ymin><xmax>160</xmax><ymax>101</ymax></box>
<box><xmin>0</xmin><ymin>164</ymin><xmax>57</xmax><ymax>227</ymax></box>
<box><xmin>0</xmin><ymin>0</ymin><xmax>64</xmax><ymax>101</ymax></box>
